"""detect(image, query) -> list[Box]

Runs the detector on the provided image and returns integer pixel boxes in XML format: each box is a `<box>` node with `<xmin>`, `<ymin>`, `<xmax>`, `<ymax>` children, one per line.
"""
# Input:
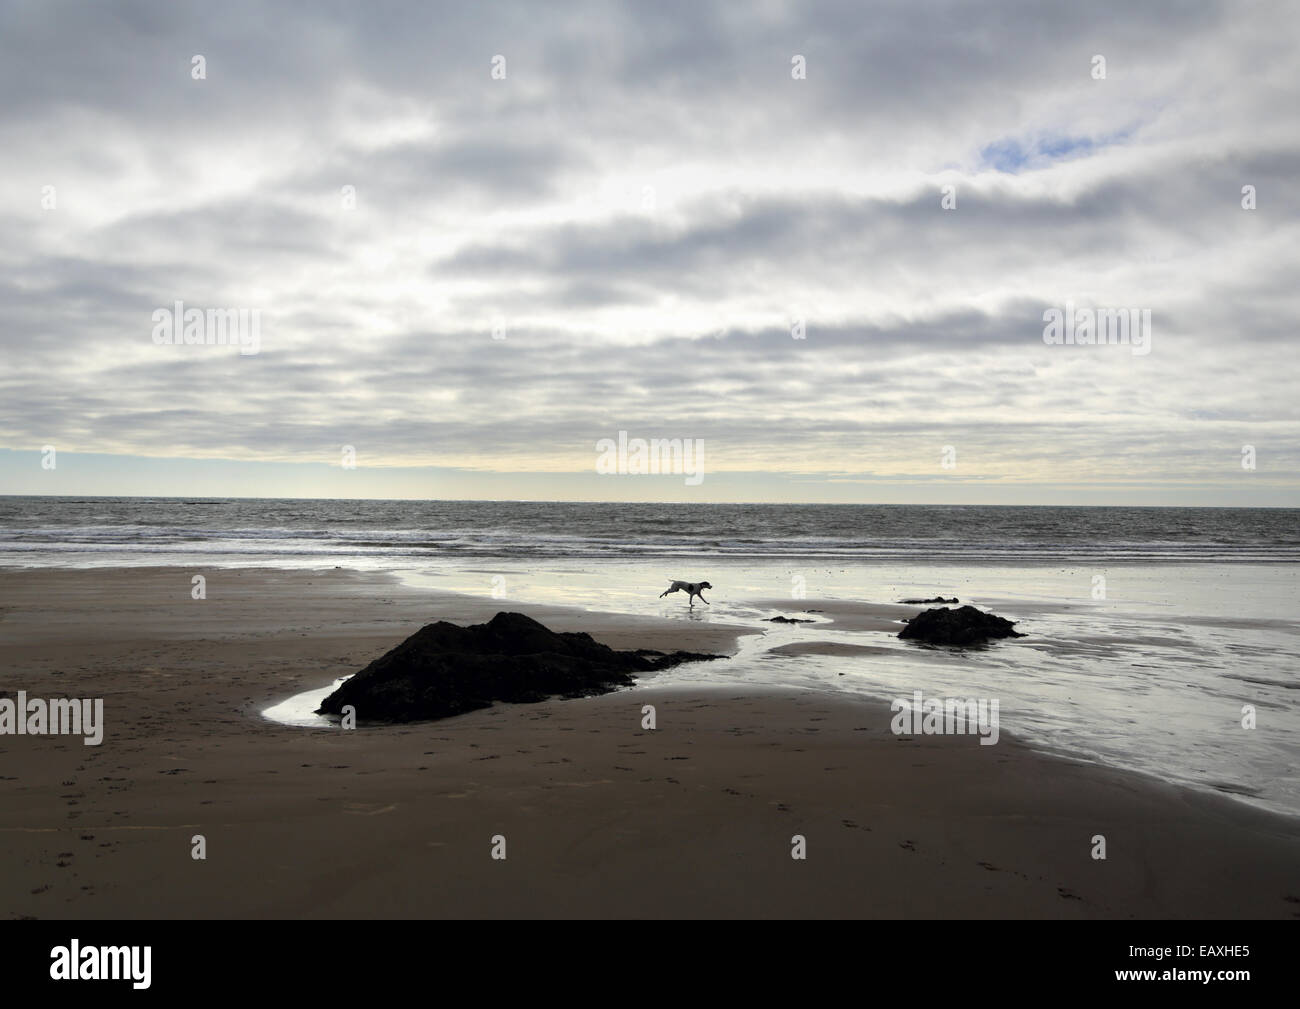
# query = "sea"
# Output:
<box><xmin>2</xmin><ymin>496</ymin><xmax>1297</xmax><ymax>817</ymax></box>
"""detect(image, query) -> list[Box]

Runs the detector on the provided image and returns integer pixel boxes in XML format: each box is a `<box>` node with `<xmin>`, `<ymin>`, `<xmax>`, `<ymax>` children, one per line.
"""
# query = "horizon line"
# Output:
<box><xmin>1</xmin><ymin>493</ymin><xmax>1295</xmax><ymax>511</ymax></box>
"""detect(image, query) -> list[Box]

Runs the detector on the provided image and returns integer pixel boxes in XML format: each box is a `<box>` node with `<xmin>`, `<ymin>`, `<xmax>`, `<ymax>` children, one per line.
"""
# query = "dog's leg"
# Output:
<box><xmin>698</xmin><ymin>592</ymin><xmax>709</xmax><ymax>605</ymax></box>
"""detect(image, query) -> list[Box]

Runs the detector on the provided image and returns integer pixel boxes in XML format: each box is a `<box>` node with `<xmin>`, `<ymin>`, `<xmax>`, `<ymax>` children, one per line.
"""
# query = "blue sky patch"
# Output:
<box><xmin>979</xmin><ymin>127</ymin><xmax>1133</xmax><ymax>173</ymax></box>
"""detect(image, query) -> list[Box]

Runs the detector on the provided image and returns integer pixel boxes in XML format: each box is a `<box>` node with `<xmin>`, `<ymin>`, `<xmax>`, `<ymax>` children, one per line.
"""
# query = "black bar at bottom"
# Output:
<box><xmin>0</xmin><ymin>921</ymin><xmax>1279</xmax><ymax>995</ymax></box>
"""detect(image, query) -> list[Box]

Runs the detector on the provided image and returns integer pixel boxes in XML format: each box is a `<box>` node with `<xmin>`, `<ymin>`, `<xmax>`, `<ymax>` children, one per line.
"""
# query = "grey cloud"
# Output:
<box><xmin>0</xmin><ymin>0</ymin><xmax>1296</xmax><ymax>501</ymax></box>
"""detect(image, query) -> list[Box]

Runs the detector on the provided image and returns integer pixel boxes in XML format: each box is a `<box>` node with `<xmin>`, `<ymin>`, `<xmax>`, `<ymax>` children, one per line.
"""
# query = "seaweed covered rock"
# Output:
<box><xmin>897</xmin><ymin>605</ymin><xmax>1024</xmax><ymax>645</ymax></box>
<box><xmin>317</xmin><ymin>611</ymin><xmax>722</xmax><ymax>723</ymax></box>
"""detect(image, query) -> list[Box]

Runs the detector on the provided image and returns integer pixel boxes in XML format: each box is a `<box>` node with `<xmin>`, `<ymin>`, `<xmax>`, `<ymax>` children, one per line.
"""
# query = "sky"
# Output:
<box><xmin>1</xmin><ymin>0</ymin><xmax>1297</xmax><ymax>504</ymax></box>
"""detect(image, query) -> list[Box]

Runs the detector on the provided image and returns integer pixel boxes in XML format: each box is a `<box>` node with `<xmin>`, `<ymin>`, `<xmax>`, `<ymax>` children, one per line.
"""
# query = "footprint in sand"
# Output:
<box><xmin>341</xmin><ymin>802</ymin><xmax>397</xmax><ymax>816</ymax></box>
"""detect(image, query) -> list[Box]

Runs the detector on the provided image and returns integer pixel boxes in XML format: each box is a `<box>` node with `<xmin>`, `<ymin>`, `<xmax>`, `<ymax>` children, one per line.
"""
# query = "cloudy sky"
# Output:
<box><xmin>2</xmin><ymin>0</ymin><xmax>1297</xmax><ymax>503</ymax></box>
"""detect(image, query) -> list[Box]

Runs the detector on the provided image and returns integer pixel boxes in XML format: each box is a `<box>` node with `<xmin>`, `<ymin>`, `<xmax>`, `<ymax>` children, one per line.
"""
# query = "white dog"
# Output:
<box><xmin>659</xmin><ymin>579</ymin><xmax>712</xmax><ymax>606</ymax></box>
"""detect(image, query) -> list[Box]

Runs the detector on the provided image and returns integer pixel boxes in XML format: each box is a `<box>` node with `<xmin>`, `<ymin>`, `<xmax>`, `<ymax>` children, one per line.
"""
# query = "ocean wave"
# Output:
<box><xmin>1</xmin><ymin>498</ymin><xmax>1298</xmax><ymax>565</ymax></box>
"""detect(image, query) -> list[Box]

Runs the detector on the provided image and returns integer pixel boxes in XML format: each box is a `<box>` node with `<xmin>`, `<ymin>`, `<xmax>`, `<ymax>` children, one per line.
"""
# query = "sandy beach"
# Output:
<box><xmin>1</xmin><ymin>566</ymin><xmax>1297</xmax><ymax>919</ymax></box>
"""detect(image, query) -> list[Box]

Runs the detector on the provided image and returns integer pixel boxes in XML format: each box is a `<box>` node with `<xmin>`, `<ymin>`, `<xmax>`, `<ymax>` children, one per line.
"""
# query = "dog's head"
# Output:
<box><xmin>699</xmin><ymin>581</ymin><xmax>712</xmax><ymax>590</ymax></box>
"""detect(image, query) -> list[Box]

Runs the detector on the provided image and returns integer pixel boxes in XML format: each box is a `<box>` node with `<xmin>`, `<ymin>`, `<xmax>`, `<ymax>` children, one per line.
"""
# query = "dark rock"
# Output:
<box><xmin>766</xmin><ymin>615</ymin><xmax>815</xmax><ymax>623</ymax></box>
<box><xmin>900</xmin><ymin>596</ymin><xmax>959</xmax><ymax>604</ymax></box>
<box><xmin>317</xmin><ymin>611</ymin><xmax>723</xmax><ymax>723</ymax></box>
<box><xmin>897</xmin><ymin>605</ymin><xmax>1024</xmax><ymax>645</ymax></box>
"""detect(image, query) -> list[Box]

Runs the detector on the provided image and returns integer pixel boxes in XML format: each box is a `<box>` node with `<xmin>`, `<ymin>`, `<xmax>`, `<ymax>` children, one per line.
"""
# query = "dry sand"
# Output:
<box><xmin>1</xmin><ymin>567</ymin><xmax>1297</xmax><ymax>919</ymax></box>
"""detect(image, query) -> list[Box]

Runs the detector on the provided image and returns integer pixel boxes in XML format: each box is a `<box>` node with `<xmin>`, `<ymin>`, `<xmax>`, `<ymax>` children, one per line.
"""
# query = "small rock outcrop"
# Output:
<box><xmin>766</xmin><ymin>615</ymin><xmax>815</xmax><ymax>623</ymax></box>
<box><xmin>317</xmin><ymin>611</ymin><xmax>723</xmax><ymax>723</ymax></box>
<box><xmin>900</xmin><ymin>596</ymin><xmax>959</xmax><ymax>604</ymax></box>
<box><xmin>897</xmin><ymin>605</ymin><xmax>1024</xmax><ymax>645</ymax></box>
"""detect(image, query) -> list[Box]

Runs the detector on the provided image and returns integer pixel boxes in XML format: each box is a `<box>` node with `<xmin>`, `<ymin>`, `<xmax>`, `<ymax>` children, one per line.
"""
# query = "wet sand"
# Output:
<box><xmin>1</xmin><ymin>567</ymin><xmax>1298</xmax><ymax>919</ymax></box>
